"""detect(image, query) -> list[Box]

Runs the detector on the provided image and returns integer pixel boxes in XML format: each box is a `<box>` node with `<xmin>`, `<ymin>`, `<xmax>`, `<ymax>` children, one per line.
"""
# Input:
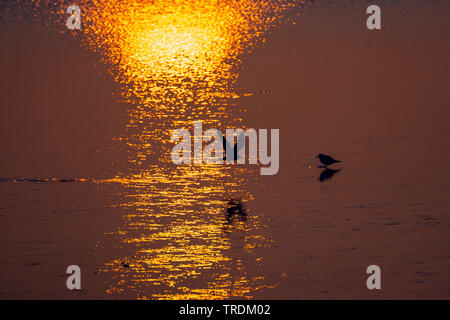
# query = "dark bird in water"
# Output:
<box><xmin>316</xmin><ymin>153</ymin><xmax>342</xmax><ymax>167</ymax></box>
<box><xmin>319</xmin><ymin>168</ymin><xmax>341</xmax><ymax>181</ymax></box>
<box><xmin>121</xmin><ymin>262</ymin><xmax>130</xmax><ymax>268</ymax></box>
<box><xmin>223</xmin><ymin>135</ymin><xmax>243</xmax><ymax>162</ymax></box>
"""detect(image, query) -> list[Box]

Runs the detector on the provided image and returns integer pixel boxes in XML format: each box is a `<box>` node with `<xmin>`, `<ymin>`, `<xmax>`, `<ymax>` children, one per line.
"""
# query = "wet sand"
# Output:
<box><xmin>0</xmin><ymin>1</ymin><xmax>449</xmax><ymax>299</ymax></box>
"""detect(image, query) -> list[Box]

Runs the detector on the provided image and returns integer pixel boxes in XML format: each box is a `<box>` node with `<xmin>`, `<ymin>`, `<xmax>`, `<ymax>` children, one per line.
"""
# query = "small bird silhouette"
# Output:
<box><xmin>316</xmin><ymin>154</ymin><xmax>342</xmax><ymax>167</ymax></box>
<box><xmin>223</xmin><ymin>135</ymin><xmax>243</xmax><ymax>162</ymax></box>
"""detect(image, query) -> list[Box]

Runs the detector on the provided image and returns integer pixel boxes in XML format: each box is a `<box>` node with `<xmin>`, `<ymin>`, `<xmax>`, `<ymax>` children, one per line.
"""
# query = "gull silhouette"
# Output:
<box><xmin>316</xmin><ymin>153</ymin><xmax>341</xmax><ymax>167</ymax></box>
<box><xmin>223</xmin><ymin>134</ymin><xmax>244</xmax><ymax>161</ymax></box>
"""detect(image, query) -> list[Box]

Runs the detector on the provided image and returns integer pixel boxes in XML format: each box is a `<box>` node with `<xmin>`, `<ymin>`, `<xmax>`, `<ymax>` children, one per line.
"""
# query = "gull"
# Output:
<box><xmin>222</xmin><ymin>134</ymin><xmax>244</xmax><ymax>161</ymax></box>
<box><xmin>316</xmin><ymin>154</ymin><xmax>342</xmax><ymax>167</ymax></box>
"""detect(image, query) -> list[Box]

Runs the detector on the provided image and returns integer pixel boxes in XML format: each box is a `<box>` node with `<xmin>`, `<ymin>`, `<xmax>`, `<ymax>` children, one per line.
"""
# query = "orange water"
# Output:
<box><xmin>0</xmin><ymin>0</ymin><xmax>448</xmax><ymax>299</ymax></box>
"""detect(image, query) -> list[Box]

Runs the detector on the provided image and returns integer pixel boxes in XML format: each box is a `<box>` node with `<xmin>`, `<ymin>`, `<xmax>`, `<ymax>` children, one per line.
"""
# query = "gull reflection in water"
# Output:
<box><xmin>319</xmin><ymin>168</ymin><xmax>342</xmax><ymax>182</ymax></box>
<box><xmin>225</xmin><ymin>198</ymin><xmax>248</xmax><ymax>223</ymax></box>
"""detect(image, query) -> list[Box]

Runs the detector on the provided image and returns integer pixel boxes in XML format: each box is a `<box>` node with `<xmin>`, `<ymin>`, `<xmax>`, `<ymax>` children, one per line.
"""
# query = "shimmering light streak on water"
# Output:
<box><xmin>22</xmin><ymin>0</ymin><xmax>307</xmax><ymax>299</ymax></box>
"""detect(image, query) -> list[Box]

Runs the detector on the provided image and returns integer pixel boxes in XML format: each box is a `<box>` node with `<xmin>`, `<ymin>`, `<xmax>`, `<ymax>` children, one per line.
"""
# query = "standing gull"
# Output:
<box><xmin>316</xmin><ymin>154</ymin><xmax>342</xmax><ymax>167</ymax></box>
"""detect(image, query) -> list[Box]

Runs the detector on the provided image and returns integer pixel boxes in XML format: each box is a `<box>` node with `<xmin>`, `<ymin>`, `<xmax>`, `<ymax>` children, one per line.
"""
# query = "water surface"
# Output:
<box><xmin>0</xmin><ymin>0</ymin><xmax>449</xmax><ymax>299</ymax></box>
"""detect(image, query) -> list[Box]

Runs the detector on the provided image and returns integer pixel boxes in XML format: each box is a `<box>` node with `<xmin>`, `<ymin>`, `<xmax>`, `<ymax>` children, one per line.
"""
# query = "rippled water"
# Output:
<box><xmin>0</xmin><ymin>0</ymin><xmax>449</xmax><ymax>299</ymax></box>
<box><xmin>78</xmin><ymin>0</ymin><xmax>306</xmax><ymax>299</ymax></box>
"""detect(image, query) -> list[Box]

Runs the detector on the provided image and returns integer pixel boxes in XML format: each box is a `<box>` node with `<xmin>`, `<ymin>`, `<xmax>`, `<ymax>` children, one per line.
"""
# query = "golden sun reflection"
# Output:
<box><xmin>68</xmin><ymin>0</ymin><xmax>305</xmax><ymax>299</ymax></box>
